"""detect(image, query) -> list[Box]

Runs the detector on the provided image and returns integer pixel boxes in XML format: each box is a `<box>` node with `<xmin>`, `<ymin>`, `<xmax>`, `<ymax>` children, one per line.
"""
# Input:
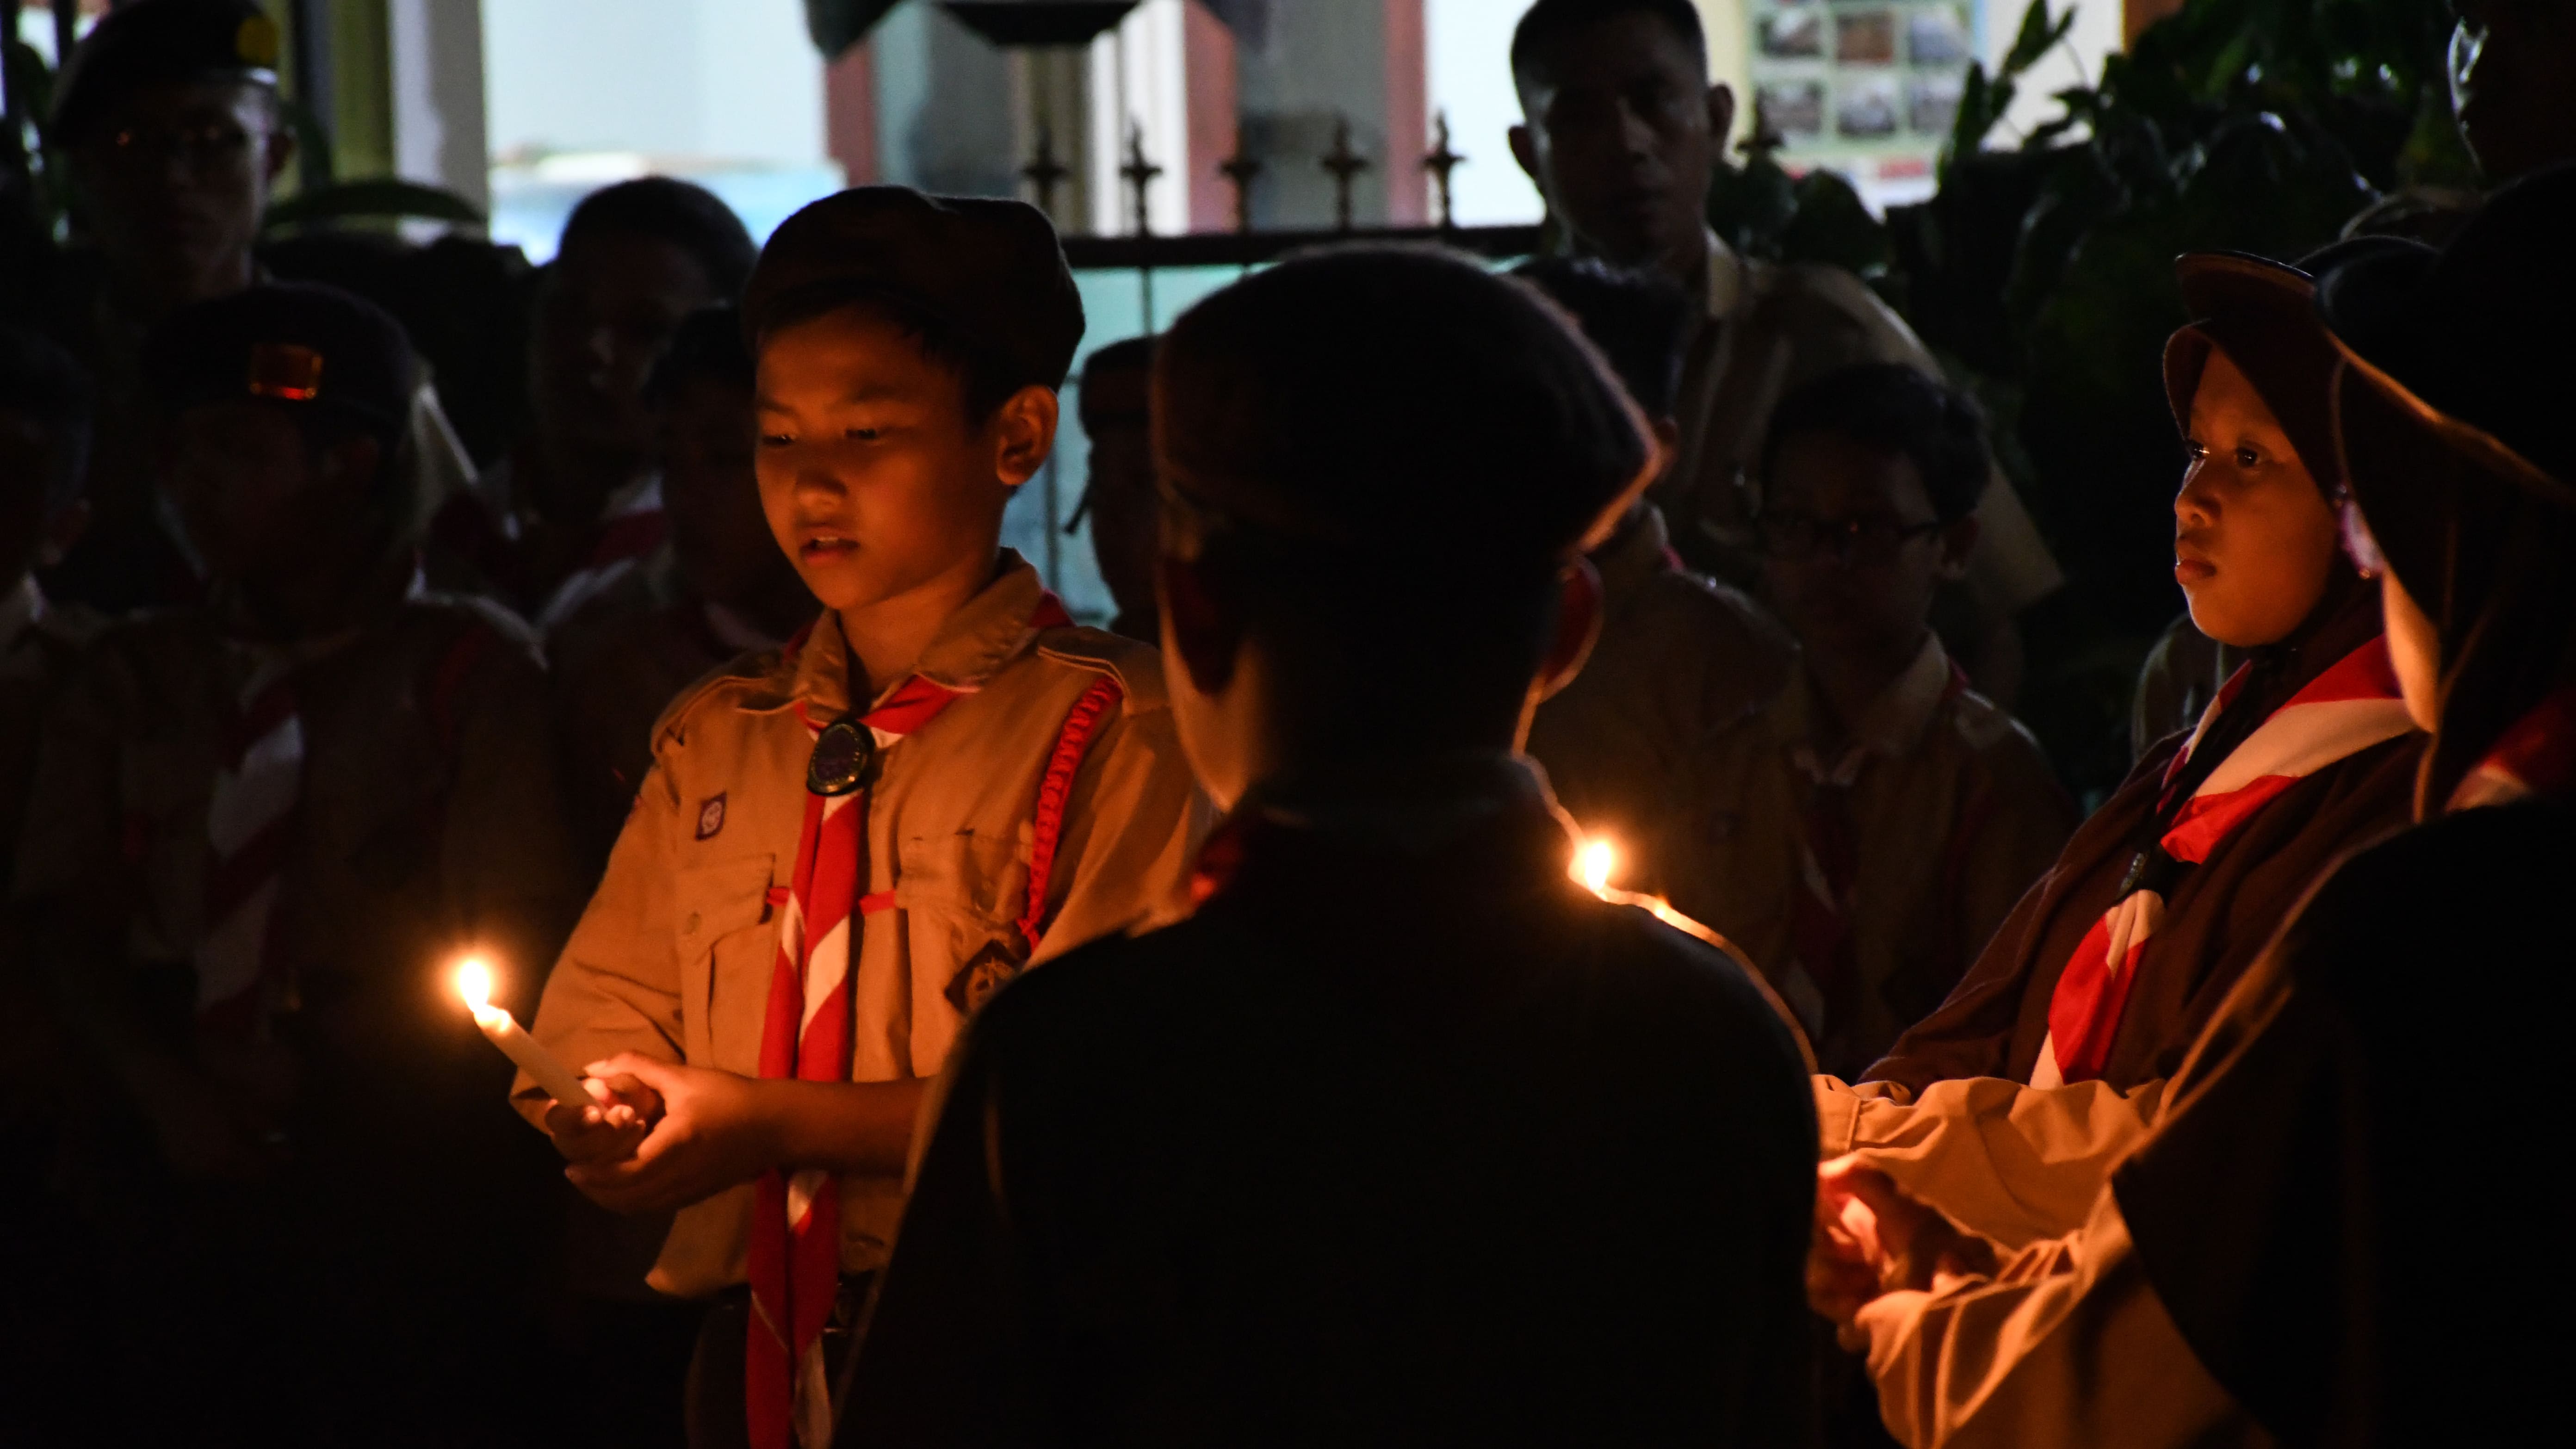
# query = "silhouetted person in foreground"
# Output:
<box><xmin>844</xmin><ymin>247</ymin><xmax>1820</xmax><ymax>1447</ymax></box>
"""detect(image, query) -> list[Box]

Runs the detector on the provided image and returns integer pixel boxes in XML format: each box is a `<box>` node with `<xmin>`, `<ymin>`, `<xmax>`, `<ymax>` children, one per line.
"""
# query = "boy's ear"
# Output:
<box><xmin>991</xmin><ymin>385</ymin><xmax>1060</xmax><ymax>489</ymax></box>
<box><xmin>1534</xmin><ymin>559</ymin><xmax>1605</xmax><ymax>703</ymax></box>
<box><xmin>1934</xmin><ymin>514</ymin><xmax>1980</xmax><ymax>583</ymax></box>
<box><xmin>1157</xmin><ymin>552</ymin><xmax>1238</xmax><ymax>699</ymax></box>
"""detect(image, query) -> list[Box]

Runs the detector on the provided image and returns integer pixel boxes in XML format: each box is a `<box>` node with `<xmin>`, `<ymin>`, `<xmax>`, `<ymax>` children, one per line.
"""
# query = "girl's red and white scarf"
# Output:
<box><xmin>2448</xmin><ymin>686</ymin><xmax>2576</xmax><ymax>812</ymax></box>
<box><xmin>2037</xmin><ymin>638</ymin><xmax>2416</xmax><ymax>1086</ymax></box>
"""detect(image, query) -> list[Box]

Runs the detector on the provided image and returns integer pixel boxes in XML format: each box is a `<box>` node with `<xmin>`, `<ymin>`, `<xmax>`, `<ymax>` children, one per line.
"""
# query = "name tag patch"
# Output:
<box><xmin>696</xmin><ymin>793</ymin><xmax>727</xmax><ymax>841</ymax></box>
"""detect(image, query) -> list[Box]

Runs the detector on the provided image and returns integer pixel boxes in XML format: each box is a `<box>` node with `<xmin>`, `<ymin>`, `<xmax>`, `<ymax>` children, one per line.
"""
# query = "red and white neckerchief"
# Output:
<box><xmin>2448</xmin><ymin>685</ymin><xmax>2576</xmax><ymax>811</ymax></box>
<box><xmin>2036</xmin><ymin>637</ymin><xmax>2415</xmax><ymax>1087</ymax></box>
<box><xmin>747</xmin><ymin>594</ymin><xmax>1103</xmax><ymax>1449</ymax></box>
<box><xmin>195</xmin><ymin>652</ymin><xmax>306</xmax><ymax>1035</ymax></box>
<box><xmin>533</xmin><ymin>476</ymin><xmax>669</xmax><ymax>631</ymax></box>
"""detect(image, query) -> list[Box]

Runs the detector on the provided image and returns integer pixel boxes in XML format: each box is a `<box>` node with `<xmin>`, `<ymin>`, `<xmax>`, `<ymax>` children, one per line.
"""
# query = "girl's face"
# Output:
<box><xmin>2174</xmin><ymin>350</ymin><xmax>2344</xmax><ymax>648</ymax></box>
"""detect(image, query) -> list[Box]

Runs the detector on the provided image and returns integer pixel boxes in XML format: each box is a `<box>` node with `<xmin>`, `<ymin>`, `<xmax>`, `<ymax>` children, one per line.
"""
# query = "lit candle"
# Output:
<box><xmin>1576</xmin><ymin>838</ymin><xmax>1617</xmax><ymax>898</ymax></box>
<box><xmin>1573</xmin><ymin>835</ymin><xmax>1729</xmax><ymax>947</ymax></box>
<box><xmin>456</xmin><ymin>957</ymin><xmax>601</xmax><ymax>1111</ymax></box>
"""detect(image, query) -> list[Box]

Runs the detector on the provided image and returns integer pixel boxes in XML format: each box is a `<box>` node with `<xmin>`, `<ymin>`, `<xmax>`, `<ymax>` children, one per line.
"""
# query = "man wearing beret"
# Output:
<box><xmin>843</xmin><ymin>248</ymin><xmax>1818</xmax><ymax>1445</ymax></box>
<box><xmin>31</xmin><ymin>0</ymin><xmax>474</xmax><ymax>613</ymax></box>
<box><xmin>517</xmin><ymin>187</ymin><xmax>1207</xmax><ymax>1449</ymax></box>
<box><xmin>9</xmin><ymin>282</ymin><xmax>578</xmax><ymax>1440</ymax></box>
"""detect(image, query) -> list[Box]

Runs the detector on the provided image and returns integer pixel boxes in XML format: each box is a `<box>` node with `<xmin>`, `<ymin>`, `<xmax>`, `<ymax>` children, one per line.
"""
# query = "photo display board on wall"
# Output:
<box><xmin>1749</xmin><ymin>0</ymin><xmax>1981</xmax><ymax>207</ymax></box>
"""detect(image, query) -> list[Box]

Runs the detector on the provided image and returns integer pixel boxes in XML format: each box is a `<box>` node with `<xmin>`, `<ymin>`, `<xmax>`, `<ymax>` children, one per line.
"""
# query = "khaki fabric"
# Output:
<box><xmin>1850</xmin><ymin>1189</ymin><xmax>2266</xmax><ymax>1449</ymax></box>
<box><xmin>1665</xmin><ymin>634</ymin><xmax>2074</xmax><ymax>1077</ymax></box>
<box><xmin>1663</xmin><ymin>235</ymin><xmax>2062</xmax><ymax>618</ymax></box>
<box><xmin>1816</xmin><ymin>1073</ymin><xmax>2168</xmax><ymax>1251</ymax></box>
<box><xmin>520</xmin><ymin>551</ymin><xmax>1210</xmax><ymax>1296</ymax></box>
<box><xmin>0</xmin><ymin>578</ymin><xmax>102</xmax><ymax>901</ymax></box>
<box><xmin>545</xmin><ymin>547</ymin><xmax>806</xmax><ymax>876</ymax></box>
<box><xmin>12</xmin><ymin>589</ymin><xmax>579</xmax><ymax>1051</ymax></box>
<box><xmin>1523</xmin><ymin>504</ymin><xmax>1795</xmax><ymax>898</ymax></box>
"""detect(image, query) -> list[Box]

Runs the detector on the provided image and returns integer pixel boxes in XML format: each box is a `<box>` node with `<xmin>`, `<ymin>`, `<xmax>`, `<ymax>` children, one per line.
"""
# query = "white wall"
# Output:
<box><xmin>480</xmin><ymin>0</ymin><xmax>825</xmax><ymax>165</ymax></box>
<box><xmin>1425</xmin><ymin>0</ymin><xmax>1541</xmax><ymax>226</ymax></box>
<box><xmin>1987</xmin><ymin>0</ymin><xmax>2123</xmax><ymax>146</ymax></box>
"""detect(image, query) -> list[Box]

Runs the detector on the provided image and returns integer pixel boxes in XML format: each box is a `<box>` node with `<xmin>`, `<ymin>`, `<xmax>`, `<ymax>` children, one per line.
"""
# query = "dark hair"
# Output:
<box><xmin>558</xmin><ymin>177</ymin><xmax>757</xmax><ymax>300</ymax></box>
<box><xmin>1515</xmin><ymin>257</ymin><xmax>1692</xmax><ymax>418</ymax></box>
<box><xmin>1078</xmin><ymin>335</ymin><xmax>1156</xmax><ymax>427</ymax></box>
<box><xmin>1511</xmin><ymin>0</ymin><xmax>1706</xmax><ymax>83</ymax></box>
<box><xmin>1156</xmin><ymin>246</ymin><xmax>1647</xmax><ymax>750</ymax></box>
<box><xmin>756</xmin><ymin>286</ymin><xmax>1032</xmax><ymax>425</ymax></box>
<box><xmin>648</xmin><ymin>303</ymin><xmax>754</xmax><ymax>407</ymax></box>
<box><xmin>1761</xmin><ymin>362</ymin><xmax>1990</xmax><ymax>523</ymax></box>
<box><xmin>0</xmin><ymin>326</ymin><xmax>94</xmax><ymax>514</ymax></box>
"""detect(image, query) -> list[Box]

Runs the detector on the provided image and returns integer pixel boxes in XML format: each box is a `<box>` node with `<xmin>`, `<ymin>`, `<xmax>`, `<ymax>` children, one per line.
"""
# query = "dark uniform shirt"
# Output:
<box><xmin>844</xmin><ymin>755</ymin><xmax>1818</xmax><ymax>1448</ymax></box>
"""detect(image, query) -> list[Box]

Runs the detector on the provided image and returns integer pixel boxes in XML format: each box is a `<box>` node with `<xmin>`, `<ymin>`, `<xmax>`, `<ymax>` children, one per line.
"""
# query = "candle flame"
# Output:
<box><xmin>455</xmin><ymin>956</ymin><xmax>494</xmax><ymax>1012</ymax></box>
<box><xmin>1576</xmin><ymin>837</ymin><xmax>1616</xmax><ymax>898</ymax></box>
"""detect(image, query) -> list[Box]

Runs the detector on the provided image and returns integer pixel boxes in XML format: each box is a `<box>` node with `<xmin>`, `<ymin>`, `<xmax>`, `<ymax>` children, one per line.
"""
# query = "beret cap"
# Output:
<box><xmin>743</xmin><ymin>186</ymin><xmax>1084</xmax><ymax>395</ymax></box>
<box><xmin>144</xmin><ymin>282</ymin><xmax>419</xmax><ymax>434</ymax></box>
<box><xmin>51</xmin><ymin>0</ymin><xmax>279</xmax><ymax>146</ymax></box>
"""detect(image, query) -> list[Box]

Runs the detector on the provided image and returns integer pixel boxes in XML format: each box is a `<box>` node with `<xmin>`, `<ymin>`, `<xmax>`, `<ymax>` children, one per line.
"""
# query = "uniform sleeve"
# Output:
<box><xmin>10</xmin><ymin>645</ymin><xmax>128</xmax><ymax>913</ymax></box>
<box><xmin>515</xmin><ymin>744</ymin><xmax>687</xmax><ymax>1123</ymax></box>
<box><xmin>1024</xmin><ymin>696</ymin><xmax>1211</xmax><ymax>966</ymax></box>
<box><xmin>1951</xmin><ymin>733</ymin><xmax>2079</xmax><ymax>990</ymax></box>
<box><xmin>1851</xmin><ymin>1189</ymin><xmax>2259</xmax><ymax>1449</ymax></box>
<box><xmin>441</xmin><ymin>629</ymin><xmax>583</xmax><ymax>997</ymax></box>
<box><xmin>1816</xmin><ymin>1074</ymin><xmax>2170</xmax><ymax>1250</ymax></box>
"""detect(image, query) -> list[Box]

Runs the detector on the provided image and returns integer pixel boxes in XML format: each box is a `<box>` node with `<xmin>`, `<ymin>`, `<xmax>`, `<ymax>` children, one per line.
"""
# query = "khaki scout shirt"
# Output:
<box><xmin>522</xmin><ymin>551</ymin><xmax>1209</xmax><ymax>1296</ymax></box>
<box><xmin>1666</xmin><ymin>234</ymin><xmax>2062</xmax><ymax>618</ymax></box>
<box><xmin>1523</xmin><ymin>504</ymin><xmax>1794</xmax><ymax>898</ymax></box>
<box><xmin>1665</xmin><ymin>634</ymin><xmax>2074</xmax><ymax>1078</ymax></box>
<box><xmin>11</xmin><ymin>592</ymin><xmax>578</xmax><ymax>1043</ymax></box>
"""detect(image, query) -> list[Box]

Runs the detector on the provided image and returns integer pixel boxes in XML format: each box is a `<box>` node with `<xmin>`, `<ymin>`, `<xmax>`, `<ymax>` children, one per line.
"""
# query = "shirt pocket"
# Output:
<box><xmin>674</xmin><ymin>852</ymin><xmax>778</xmax><ymax>1070</ymax></box>
<box><xmin>892</xmin><ymin>830</ymin><xmax>1030</xmax><ymax>1071</ymax></box>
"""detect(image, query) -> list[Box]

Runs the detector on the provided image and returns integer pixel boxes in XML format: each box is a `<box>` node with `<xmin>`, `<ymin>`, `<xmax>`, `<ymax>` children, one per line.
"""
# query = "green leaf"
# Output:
<box><xmin>2003</xmin><ymin>0</ymin><xmax>2065</xmax><ymax>77</ymax></box>
<box><xmin>263</xmin><ymin>178</ymin><xmax>487</xmax><ymax>230</ymax></box>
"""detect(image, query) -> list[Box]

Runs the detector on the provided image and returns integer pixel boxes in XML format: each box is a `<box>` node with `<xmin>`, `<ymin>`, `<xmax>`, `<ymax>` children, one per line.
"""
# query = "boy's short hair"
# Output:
<box><xmin>0</xmin><ymin>327</ymin><xmax>96</xmax><ymax>515</ymax></box>
<box><xmin>1510</xmin><ymin>0</ymin><xmax>1706</xmax><ymax>85</ymax></box>
<box><xmin>647</xmin><ymin>303</ymin><xmax>755</xmax><ymax>407</ymax></box>
<box><xmin>1156</xmin><ymin>247</ymin><xmax>1648</xmax><ymax>725</ymax></box>
<box><xmin>559</xmin><ymin>177</ymin><xmax>758</xmax><ymax>301</ymax></box>
<box><xmin>1761</xmin><ymin>362</ymin><xmax>1990</xmax><ymax>524</ymax></box>
<box><xmin>1515</xmin><ymin>257</ymin><xmax>1693</xmax><ymax>419</ymax></box>
<box><xmin>743</xmin><ymin>187</ymin><xmax>1085</xmax><ymax>425</ymax></box>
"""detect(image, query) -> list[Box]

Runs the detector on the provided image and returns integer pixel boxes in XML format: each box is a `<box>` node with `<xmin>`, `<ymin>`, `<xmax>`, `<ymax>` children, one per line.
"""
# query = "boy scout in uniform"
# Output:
<box><xmin>1517</xmin><ymin>258</ymin><xmax>1796</xmax><ymax>897</ymax></box>
<box><xmin>1070</xmin><ymin>336</ymin><xmax>1162</xmax><ymax>644</ymax></box>
<box><xmin>1505</xmin><ymin>0</ymin><xmax>2061</xmax><ymax>700</ymax></box>
<box><xmin>846</xmin><ymin>245</ymin><xmax>1819</xmax><ymax>1448</ymax></box>
<box><xmin>1670</xmin><ymin>363</ymin><xmax>2072</xmax><ymax>1080</ymax></box>
<box><xmin>520</xmin><ymin>188</ymin><xmax>1205</xmax><ymax>1449</ymax></box>
<box><xmin>32</xmin><ymin>0</ymin><xmax>475</xmax><ymax>613</ymax></box>
<box><xmin>552</xmin><ymin>303</ymin><xmax>818</xmax><ymax>875</ymax></box>
<box><xmin>11</xmin><ymin>284</ymin><xmax>577</xmax><ymax>1442</ymax></box>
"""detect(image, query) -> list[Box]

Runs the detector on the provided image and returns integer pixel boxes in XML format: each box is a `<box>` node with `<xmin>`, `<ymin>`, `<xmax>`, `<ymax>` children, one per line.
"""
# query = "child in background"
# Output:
<box><xmin>1516</xmin><ymin>257</ymin><xmax>1795</xmax><ymax>897</ymax></box>
<box><xmin>520</xmin><ymin>188</ymin><xmax>1205</xmax><ymax>1449</ymax></box>
<box><xmin>1070</xmin><ymin>336</ymin><xmax>1160</xmax><ymax>644</ymax></box>
<box><xmin>1673</xmin><ymin>362</ymin><xmax>2073</xmax><ymax>1078</ymax></box>
<box><xmin>11</xmin><ymin>283</ymin><xmax>577</xmax><ymax>1444</ymax></box>
<box><xmin>551</xmin><ymin>304</ymin><xmax>818</xmax><ymax>875</ymax></box>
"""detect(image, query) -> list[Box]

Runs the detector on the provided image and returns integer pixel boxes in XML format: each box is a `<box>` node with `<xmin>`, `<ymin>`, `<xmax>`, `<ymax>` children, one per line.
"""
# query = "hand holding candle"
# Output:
<box><xmin>456</xmin><ymin>956</ymin><xmax>604</xmax><ymax>1113</ymax></box>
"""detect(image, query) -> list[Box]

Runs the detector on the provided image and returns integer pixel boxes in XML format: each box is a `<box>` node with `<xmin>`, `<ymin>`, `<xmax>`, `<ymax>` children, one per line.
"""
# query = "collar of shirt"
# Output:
<box><xmin>0</xmin><ymin>573</ymin><xmax>45</xmax><ymax>657</ymax></box>
<box><xmin>1590</xmin><ymin>502</ymin><xmax>1680</xmax><ymax>609</ymax></box>
<box><xmin>779</xmin><ymin>547</ymin><xmax>1052</xmax><ymax>719</ymax></box>
<box><xmin>1245</xmin><ymin>750</ymin><xmax>1556</xmax><ymax>849</ymax></box>
<box><xmin>1702</xmin><ymin>227</ymin><xmax>1747</xmax><ymax>322</ymax></box>
<box><xmin>1775</xmin><ymin>631</ymin><xmax>1957</xmax><ymax>784</ymax></box>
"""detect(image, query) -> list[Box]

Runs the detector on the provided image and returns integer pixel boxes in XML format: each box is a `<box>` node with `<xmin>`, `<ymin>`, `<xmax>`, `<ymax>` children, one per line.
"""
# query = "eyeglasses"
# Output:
<box><xmin>94</xmin><ymin>120</ymin><xmax>260</xmax><ymax>177</ymax></box>
<box><xmin>1755</xmin><ymin>509</ymin><xmax>1944</xmax><ymax>564</ymax></box>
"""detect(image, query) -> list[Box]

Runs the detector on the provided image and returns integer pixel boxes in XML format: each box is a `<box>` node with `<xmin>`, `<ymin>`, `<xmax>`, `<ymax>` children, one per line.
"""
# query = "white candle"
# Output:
<box><xmin>456</xmin><ymin>957</ymin><xmax>602</xmax><ymax>1110</ymax></box>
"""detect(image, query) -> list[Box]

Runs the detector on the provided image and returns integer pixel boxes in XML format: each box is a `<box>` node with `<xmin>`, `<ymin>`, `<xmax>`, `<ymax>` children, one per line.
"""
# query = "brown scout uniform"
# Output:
<box><xmin>1664</xmin><ymin>234</ymin><xmax>2063</xmax><ymax>632</ymax></box>
<box><xmin>547</xmin><ymin>545</ymin><xmax>805</xmax><ymax>878</ymax></box>
<box><xmin>1665</xmin><ymin>632</ymin><xmax>2075</xmax><ymax>1080</ymax></box>
<box><xmin>520</xmin><ymin>550</ymin><xmax>1209</xmax><ymax>1297</ymax></box>
<box><xmin>1523</xmin><ymin>502</ymin><xmax>1794</xmax><ymax>898</ymax></box>
<box><xmin>0</xmin><ymin>577</ymin><xmax>102</xmax><ymax>1136</ymax></box>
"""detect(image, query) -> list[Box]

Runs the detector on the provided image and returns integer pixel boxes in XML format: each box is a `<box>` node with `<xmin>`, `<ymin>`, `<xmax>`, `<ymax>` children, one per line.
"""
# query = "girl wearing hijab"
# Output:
<box><xmin>1811</xmin><ymin>162</ymin><xmax>2576</xmax><ymax>1449</ymax></box>
<box><xmin>1813</xmin><ymin>249</ymin><xmax>2426</xmax><ymax>1250</ymax></box>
